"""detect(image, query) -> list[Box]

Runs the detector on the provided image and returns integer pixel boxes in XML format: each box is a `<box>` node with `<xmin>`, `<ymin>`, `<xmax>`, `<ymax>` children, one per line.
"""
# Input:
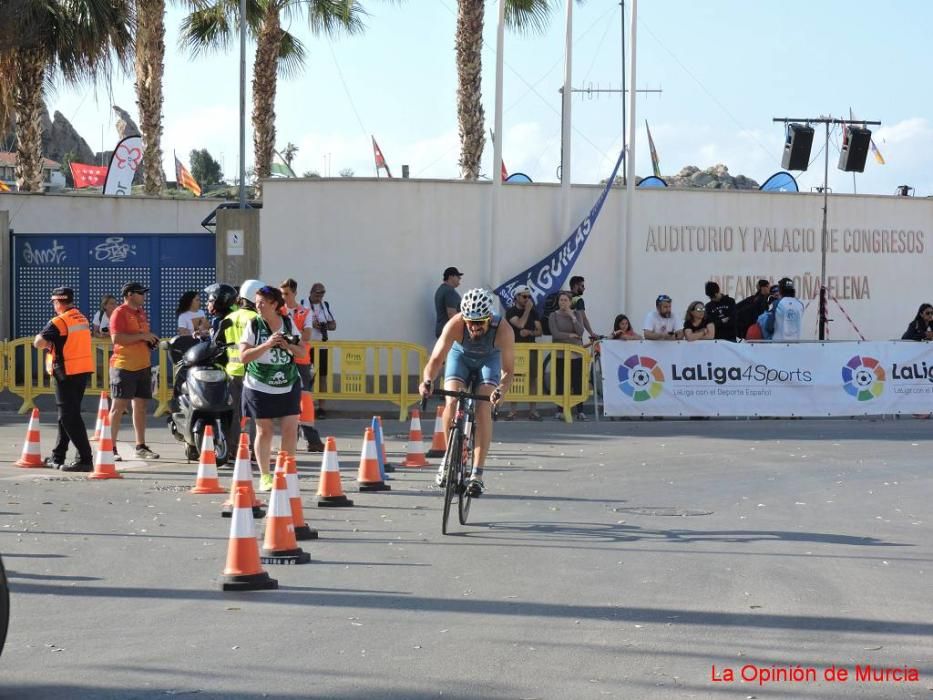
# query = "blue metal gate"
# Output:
<box><xmin>11</xmin><ymin>233</ymin><xmax>216</xmax><ymax>338</ymax></box>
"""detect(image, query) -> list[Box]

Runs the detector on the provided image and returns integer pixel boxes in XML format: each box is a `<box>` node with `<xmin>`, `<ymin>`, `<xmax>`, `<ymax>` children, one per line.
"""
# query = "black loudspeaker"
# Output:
<box><xmin>781</xmin><ymin>124</ymin><xmax>814</xmax><ymax>171</ymax></box>
<box><xmin>838</xmin><ymin>126</ymin><xmax>872</xmax><ymax>172</ymax></box>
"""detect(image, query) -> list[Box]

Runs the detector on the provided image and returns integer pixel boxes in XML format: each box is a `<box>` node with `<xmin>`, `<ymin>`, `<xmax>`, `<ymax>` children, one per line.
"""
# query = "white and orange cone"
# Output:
<box><xmin>222</xmin><ymin>434</ymin><xmax>265</xmax><ymax>519</ymax></box>
<box><xmin>400</xmin><ymin>409</ymin><xmax>430</xmax><ymax>468</ymax></box>
<box><xmin>14</xmin><ymin>408</ymin><xmax>43</xmax><ymax>468</ymax></box>
<box><xmin>92</xmin><ymin>392</ymin><xmax>109</xmax><ymax>442</ymax></box>
<box><xmin>260</xmin><ymin>470</ymin><xmax>311</xmax><ymax>565</ymax></box>
<box><xmin>426</xmin><ymin>405</ymin><xmax>446</xmax><ymax>458</ymax></box>
<box><xmin>285</xmin><ymin>455</ymin><xmax>317</xmax><ymax>540</ymax></box>
<box><xmin>88</xmin><ymin>412</ymin><xmax>122</xmax><ymax>480</ymax></box>
<box><xmin>316</xmin><ymin>437</ymin><xmax>353</xmax><ymax>507</ymax></box>
<box><xmin>357</xmin><ymin>427</ymin><xmax>390</xmax><ymax>492</ymax></box>
<box><xmin>190</xmin><ymin>426</ymin><xmax>226</xmax><ymax>494</ymax></box>
<box><xmin>220</xmin><ymin>486</ymin><xmax>278</xmax><ymax>591</ymax></box>
<box><xmin>299</xmin><ymin>390</ymin><xmax>316</xmax><ymax>427</ymax></box>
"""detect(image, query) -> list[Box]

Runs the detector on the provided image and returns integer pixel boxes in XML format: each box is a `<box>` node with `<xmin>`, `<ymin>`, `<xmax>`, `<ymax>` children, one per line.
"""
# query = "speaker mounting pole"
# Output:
<box><xmin>772</xmin><ymin>116</ymin><xmax>881</xmax><ymax>340</ymax></box>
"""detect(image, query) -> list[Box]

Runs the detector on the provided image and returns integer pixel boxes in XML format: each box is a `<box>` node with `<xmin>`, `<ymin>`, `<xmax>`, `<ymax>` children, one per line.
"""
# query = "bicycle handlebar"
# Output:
<box><xmin>419</xmin><ymin>383</ymin><xmax>492</xmax><ymax>412</ymax></box>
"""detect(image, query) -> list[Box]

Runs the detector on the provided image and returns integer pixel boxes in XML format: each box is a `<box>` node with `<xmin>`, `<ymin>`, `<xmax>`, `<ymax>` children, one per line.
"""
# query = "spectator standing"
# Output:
<box><xmin>549</xmin><ymin>291</ymin><xmax>586</xmax><ymax>421</ymax></box>
<box><xmin>505</xmin><ymin>285</ymin><xmax>543</xmax><ymax>420</ymax></box>
<box><xmin>772</xmin><ymin>278</ymin><xmax>806</xmax><ymax>341</ymax></box>
<box><xmin>610</xmin><ymin>314</ymin><xmax>642</xmax><ymax>340</ymax></box>
<box><xmin>643</xmin><ymin>294</ymin><xmax>683</xmax><ymax>340</ymax></box>
<box><xmin>901</xmin><ymin>304</ymin><xmax>933</xmax><ymax>341</ymax></box>
<box><xmin>736</xmin><ymin>279</ymin><xmax>772</xmax><ymax>338</ymax></box>
<box><xmin>704</xmin><ymin>281</ymin><xmax>737</xmax><ymax>341</ymax></box>
<box><xmin>92</xmin><ymin>295</ymin><xmax>118</xmax><ymax>338</ymax></box>
<box><xmin>569</xmin><ymin>276</ymin><xmax>596</xmax><ymax>339</ymax></box>
<box><xmin>175</xmin><ymin>290</ymin><xmax>208</xmax><ymax>336</ymax></box>
<box><xmin>280</xmin><ymin>278</ymin><xmax>325</xmax><ymax>451</ymax></box>
<box><xmin>307</xmin><ymin>282</ymin><xmax>336</xmax><ymax>418</ymax></box>
<box><xmin>109</xmin><ymin>282</ymin><xmax>160</xmax><ymax>461</ymax></box>
<box><xmin>434</xmin><ymin>266</ymin><xmax>463</xmax><ymax>338</ymax></box>
<box><xmin>683</xmin><ymin>301</ymin><xmax>715</xmax><ymax>341</ymax></box>
<box><xmin>240</xmin><ymin>285</ymin><xmax>306</xmax><ymax>491</ymax></box>
<box><xmin>33</xmin><ymin>287</ymin><xmax>95</xmax><ymax>471</ymax></box>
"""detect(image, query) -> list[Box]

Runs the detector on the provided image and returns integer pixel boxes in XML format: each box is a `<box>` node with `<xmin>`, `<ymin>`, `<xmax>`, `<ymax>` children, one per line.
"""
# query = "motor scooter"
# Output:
<box><xmin>164</xmin><ymin>335</ymin><xmax>233</xmax><ymax>465</ymax></box>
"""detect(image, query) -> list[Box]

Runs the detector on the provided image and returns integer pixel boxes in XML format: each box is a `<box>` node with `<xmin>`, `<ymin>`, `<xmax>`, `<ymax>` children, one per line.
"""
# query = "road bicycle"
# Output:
<box><xmin>421</xmin><ymin>385</ymin><xmax>490</xmax><ymax>535</ymax></box>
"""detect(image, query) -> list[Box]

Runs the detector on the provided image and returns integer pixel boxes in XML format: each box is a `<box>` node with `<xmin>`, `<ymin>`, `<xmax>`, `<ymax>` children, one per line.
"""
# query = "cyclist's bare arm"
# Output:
<box><xmin>421</xmin><ymin>314</ymin><xmax>464</xmax><ymax>395</ymax></box>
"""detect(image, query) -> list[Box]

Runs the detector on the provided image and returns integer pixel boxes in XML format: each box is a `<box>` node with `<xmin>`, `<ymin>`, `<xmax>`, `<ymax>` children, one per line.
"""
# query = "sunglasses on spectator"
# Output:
<box><xmin>692</xmin><ymin>305</ymin><xmax>705</xmax><ymax>311</ymax></box>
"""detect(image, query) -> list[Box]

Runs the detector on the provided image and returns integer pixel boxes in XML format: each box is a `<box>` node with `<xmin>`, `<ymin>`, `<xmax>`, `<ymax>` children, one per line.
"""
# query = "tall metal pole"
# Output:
<box><xmin>489</xmin><ymin>0</ymin><xmax>506</xmax><ymax>288</ymax></box>
<box><xmin>620</xmin><ymin>0</ymin><xmax>626</xmax><ymax>185</ymax></box>
<box><xmin>559</xmin><ymin>0</ymin><xmax>573</xmax><ymax>241</ymax></box>
<box><xmin>622</xmin><ymin>0</ymin><xmax>637</xmax><ymax>315</ymax></box>
<box><xmin>238</xmin><ymin>0</ymin><xmax>247</xmax><ymax>208</ymax></box>
<box><xmin>819</xmin><ymin>120</ymin><xmax>829</xmax><ymax>340</ymax></box>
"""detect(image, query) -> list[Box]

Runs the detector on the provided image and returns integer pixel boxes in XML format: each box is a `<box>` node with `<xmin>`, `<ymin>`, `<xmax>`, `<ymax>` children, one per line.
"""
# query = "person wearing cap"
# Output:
<box><xmin>643</xmin><ymin>295</ymin><xmax>683</xmax><ymax>340</ymax></box>
<box><xmin>434</xmin><ymin>267</ymin><xmax>463</xmax><ymax>338</ymax></box>
<box><xmin>279</xmin><ymin>278</ymin><xmax>325</xmax><ymax>450</ymax></box>
<box><xmin>33</xmin><ymin>288</ymin><xmax>95</xmax><ymax>471</ymax></box>
<box><xmin>736</xmin><ymin>279</ymin><xmax>772</xmax><ymax>339</ymax></box>
<box><xmin>772</xmin><ymin>277</ymin><xmax>805</xmax><ymax>341</ymax></box>
<box><xmin>505</xmin><ymin>285</ymin><xmax>543</xmax><ymax>420</ymax></box>
<box><xmin>108</xmin><ymin>282</ymin><xmax>160</xmax><ymax>461</ymax></box>
<box><xmin>306</xmin><ymin>282</ymin><xmax>336</xmax><ymax>418</ymax></box>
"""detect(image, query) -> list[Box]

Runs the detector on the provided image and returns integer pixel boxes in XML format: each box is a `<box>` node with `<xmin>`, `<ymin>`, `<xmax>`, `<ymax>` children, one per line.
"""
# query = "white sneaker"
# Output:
<box><xmin>434</xmin><ymin>469</ymin><xmax>446</xmax><ymax>487</ymax></box>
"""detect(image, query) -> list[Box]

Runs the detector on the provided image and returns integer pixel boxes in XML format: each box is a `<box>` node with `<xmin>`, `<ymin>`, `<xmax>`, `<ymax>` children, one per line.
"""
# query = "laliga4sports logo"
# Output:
<box><xmin>618</xmin><ymin>354</ymin><xmax>664</xmax><ymax>401</ymax></box>
<box><xmin>842</xmin><ymin>355</ymin><xmax>885</xmax><ymax>401</ymax></box>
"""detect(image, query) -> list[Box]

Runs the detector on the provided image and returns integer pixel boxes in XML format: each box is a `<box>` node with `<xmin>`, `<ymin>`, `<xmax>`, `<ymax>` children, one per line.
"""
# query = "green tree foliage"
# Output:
<box><xmin>189</xmin><ymin>148</ymin><xmax>224</xmax><ymax>186</ymax></box>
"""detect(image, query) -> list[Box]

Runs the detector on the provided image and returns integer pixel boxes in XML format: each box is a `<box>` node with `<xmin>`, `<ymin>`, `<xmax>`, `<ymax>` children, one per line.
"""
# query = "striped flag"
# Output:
<box><xmin>646</xmin><ymin>121</ymin><xmax>661</xmax><ymax>178</ymax></box>
<box><xmin>174</xmin><ymin>154</ymin><xmax>201</xmax><ymax>196</ymax></box>
<box><xmin>372</xmin><ymin>136</ymin><xmax>392</xmax><ymax>178</ymax></box>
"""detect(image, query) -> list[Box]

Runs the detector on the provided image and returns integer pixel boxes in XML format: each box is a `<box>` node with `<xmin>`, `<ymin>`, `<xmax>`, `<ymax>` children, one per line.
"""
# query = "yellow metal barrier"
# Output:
<box><xmin>507</xmin><ymin>343</ymin><xmax>591</xmax><ymax>422</ymax></box>
<box><xmin>309</xmin><ymin>340</ymin><xmax>428</xmax><ymax>420</ymax></box>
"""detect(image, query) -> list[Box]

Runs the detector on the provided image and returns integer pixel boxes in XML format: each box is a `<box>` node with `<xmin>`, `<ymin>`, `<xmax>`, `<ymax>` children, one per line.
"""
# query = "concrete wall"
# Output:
<box><xmin>260</xmin><ymin>178</ymin><xmax>933</xmax><ymax>347</ymax></box>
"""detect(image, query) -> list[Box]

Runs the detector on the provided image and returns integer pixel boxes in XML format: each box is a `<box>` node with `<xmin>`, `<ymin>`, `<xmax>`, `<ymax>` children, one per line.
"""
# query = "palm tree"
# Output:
<box><xmin>456</xmin><ymin>0</ymin><xmax>555</xmax><ymax>180</ymax></box>
<box><xmin>180</xmin><ymin>0</ymin><xmax>364</xmax><ymax>187</ymax></box>
<box><xmin>0</xmin><ymin>1</ymin><xmax>132</xmax><ymax>192</ymax></box>
<box><xmin>135</xmin><ymin>0</ymin><xmax>167</xmax><ymax>194</ymax></box>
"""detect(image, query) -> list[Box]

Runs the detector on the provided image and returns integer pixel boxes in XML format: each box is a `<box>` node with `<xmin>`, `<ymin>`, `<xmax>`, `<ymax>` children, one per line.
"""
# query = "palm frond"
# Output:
<box><xmin>276</xmin><ymin>30</ymin><xmax>306</xmax><ymax>78</ymax></box>
<box><xmin>305</xmin><ymin>0</ymin><xmax>367</xmax><ymax>36</ymax></box>
<box><xmin>505</xmin><ymin>0</ymin><xmax>556</xmax><ymax>35</ymax></box>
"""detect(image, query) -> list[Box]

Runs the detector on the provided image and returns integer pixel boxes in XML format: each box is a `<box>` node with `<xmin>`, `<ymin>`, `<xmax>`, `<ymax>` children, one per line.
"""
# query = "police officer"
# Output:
<box><xmin>33</xmin><ymin>287</ymin><xmax>95</xmax><ymax>471</ymax></box>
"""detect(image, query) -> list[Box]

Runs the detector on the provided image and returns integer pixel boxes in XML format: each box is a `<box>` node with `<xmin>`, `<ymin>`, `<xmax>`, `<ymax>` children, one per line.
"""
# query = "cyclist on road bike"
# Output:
<box><xmin>420</xmin><ymin>288</ymin><xmax>515</xmax><ymax>496</ymax></box>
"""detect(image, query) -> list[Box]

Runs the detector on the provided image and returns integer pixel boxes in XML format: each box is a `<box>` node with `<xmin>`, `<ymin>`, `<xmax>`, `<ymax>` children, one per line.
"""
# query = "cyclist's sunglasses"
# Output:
<box><xmin>465</xmin><ymin>317</ymin><xmax>491</xmax><ymax>325</ymax></box>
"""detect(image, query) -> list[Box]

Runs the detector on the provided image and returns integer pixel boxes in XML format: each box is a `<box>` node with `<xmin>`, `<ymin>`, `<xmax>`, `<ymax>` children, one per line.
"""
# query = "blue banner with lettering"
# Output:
<box><xmin>495</xmin><ymin>149</ymin><xmax>624</xmax><ymax>310</ymax></box>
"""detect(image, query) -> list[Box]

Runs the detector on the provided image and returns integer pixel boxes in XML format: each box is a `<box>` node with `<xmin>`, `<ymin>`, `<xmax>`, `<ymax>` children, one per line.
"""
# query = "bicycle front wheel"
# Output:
<box><xmin>441</xmin><ymin>427</ymin><xmax>461</xmax><ymax>535</ymax></box>
<box><xmin>458</xmin><ymin>424</ymin><xmax>475</xmax><ymax>525</ymax></box>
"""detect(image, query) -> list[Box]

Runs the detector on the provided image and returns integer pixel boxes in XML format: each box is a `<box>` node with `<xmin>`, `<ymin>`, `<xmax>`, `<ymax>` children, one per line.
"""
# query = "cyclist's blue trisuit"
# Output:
<box><xmin>444</xmin><ymin>316</ymin><xmax>502</xmax><ymax>388</ymax></box>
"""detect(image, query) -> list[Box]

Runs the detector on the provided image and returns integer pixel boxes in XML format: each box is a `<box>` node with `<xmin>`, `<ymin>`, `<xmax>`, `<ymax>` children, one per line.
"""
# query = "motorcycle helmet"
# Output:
<box><xmin>238</xmin><ymin>279</ymin><xmax>265</xmax><ymax>302</ymax></box>
<box><xmin>204</xmin><ymin>283</ymin><xmax>237</xmax><ymax>315</ymax></box>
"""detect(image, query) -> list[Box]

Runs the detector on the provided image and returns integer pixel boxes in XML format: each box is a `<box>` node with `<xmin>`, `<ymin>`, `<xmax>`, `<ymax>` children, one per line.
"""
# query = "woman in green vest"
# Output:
<box><xmin>239</xmin><ymin>285</ymin><xmax>307</xmax><ymax>492</ymax></box>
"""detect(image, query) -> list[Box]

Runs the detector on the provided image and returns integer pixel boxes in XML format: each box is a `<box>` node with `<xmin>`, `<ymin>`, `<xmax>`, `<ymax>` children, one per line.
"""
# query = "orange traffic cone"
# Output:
<box><xmin>400</xmin><ymin>409</ymin><xmax>430</xmax><ymax>467</ymax></box>
<box><xmin>299</xmin><ymin>390</ymin><xmax>316</xmax><ymax>426</ymax></box>
<box><xmin>88</xmin><ymin>412</ymin><xmax>122</xmax><ymax>480</ymax></box>
<box><xmin>14</xmin><ymin>408</ymin><xmax>43</xmax><ymax>468</ymax></box>
<box><xmin>375</xmin><ymin>416</ymin><xmax>394</xmax><ymax>473</ymax></box>
<box><xmin>426</xmin><ymin>406</ymin><xmax>446</xmax><ymax>458</ymax></box>
<box><xmin>190</xmin><ymin>425</ymin><xmax>226</xmax><ymax>494</ymax></box>
<box><xmin>357</xmin><ymin>427</ymin><xmax>390</xmax><ymax>492</ymax></box>
<box><xmin>285</xmin><ymin>455</ymin><xmax>317</xmax><ymax>540</ymax></box>
<box><xmin>316</xmin><ymin>437</ymin><xmax>353</xmax><ymax>507</ymax></box>
<box><xmin>260</xmin><ymin>470</ymin><xmax>311</xmax><ymax>565</ymax></box>
<box><xmin>220</xmin><ymin>486</ymin><xmax>278</xmax><ymax>591</ymax></box>
<box><xmin>222</xmin><ymin>435</ymin><xmax>265</xmax><ymax>519</ymax></box>
<box><xmin>92</xmin><ymin>392</ymin><xmax>109</xmax><ymax>441</ymax></box>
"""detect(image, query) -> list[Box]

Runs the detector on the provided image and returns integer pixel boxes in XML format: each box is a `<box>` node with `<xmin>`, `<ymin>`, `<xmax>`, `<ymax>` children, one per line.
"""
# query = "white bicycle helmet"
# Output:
<box><xmin>460</xmin><ymin>288</ymin><xmax>496</xmax><ymax>321</ymax></box>
<box><xmin>239</xmin><ymin>279</ymin><xmax>265</xmax><ymax>301</ymax></box>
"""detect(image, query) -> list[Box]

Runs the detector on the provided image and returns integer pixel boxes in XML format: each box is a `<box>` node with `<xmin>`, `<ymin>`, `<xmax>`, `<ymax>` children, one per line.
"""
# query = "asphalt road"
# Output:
<box><xmin>0</xmin><ymin>412</ymin><xmax>930</xmax><ymax>699</ymax></box>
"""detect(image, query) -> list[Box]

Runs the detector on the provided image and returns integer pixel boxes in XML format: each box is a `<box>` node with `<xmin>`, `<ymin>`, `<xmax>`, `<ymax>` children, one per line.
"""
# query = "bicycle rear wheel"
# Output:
<box><xmin>458</xmin><ymin>424</ymin><xmax>475</xmax><ymax>525</ymax></box>
<box><xmin>441</xmin><ymin>427</ymin><xmax>461</xmax><ymax>535</ymax></box>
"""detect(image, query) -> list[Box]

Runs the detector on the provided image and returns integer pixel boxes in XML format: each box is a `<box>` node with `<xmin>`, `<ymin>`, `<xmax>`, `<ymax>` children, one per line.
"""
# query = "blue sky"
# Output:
<box><xmin>47</xmin><ymin>0</ymin><xmax>933</xmax><ymax>195</ymax></box>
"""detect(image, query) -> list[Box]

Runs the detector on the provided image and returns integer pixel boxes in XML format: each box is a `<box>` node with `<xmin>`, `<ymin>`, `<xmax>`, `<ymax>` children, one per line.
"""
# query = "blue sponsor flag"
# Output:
<box><xmin>495</xmin><ymin>149</ymin><xmax>624</xmax><ymax>311</ymax></box>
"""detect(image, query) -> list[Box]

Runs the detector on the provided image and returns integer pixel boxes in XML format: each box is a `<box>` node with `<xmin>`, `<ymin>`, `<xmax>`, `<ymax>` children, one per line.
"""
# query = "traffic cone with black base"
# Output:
<box><xmin>426</xmin><ymin>406</ymin><xmax>446</xmax><ymax>458</ymax></box>
<box><xmin>14</xmin><ymin>408</ymin><xmax>43</xmax><ymax>468</ymax></box>
<box><xmin>88</xmin><ymin>412</ymin><xmax>122</xmax><ymax>480</ymax></box>
<box><xmin>299</xmin><ymin>390</ymin><xmax>316</xmax><ymax>427</ymax></box>
<box><xmin>220</xmin><ymin>487</ymin><xmax>278</xmax><ymax>591</ymax></box>
<box><xmin>374</xmin><ymin>416</ymin><xmax>394</xmax><ymax>473</ymax></box>
<box><xmin>316</xmin><ymin>437</ymin><xmax>353</xmax><ymax>507</ymax></box>
<box><xmin>357</xmin><ymin>427</ymin><xmax>390</xmax><ymax>492</ymax></box>
<box><xmin>260</xmin><ymin>470</ymin><xmax>311</xmax><ymax>565</ymax></box>
<box><xmin>92</xmin><ymin>392</ymin><xmax>109</xmax><ymax>441</ymax></box>
<box><xmin>222</xmin><ymin>435</ymin><xmax>265</xmax><ymax>519</ymax></box>
<box><xmin>400</xmin><ymin>409</ymin><xmax>430</xmax><ymax>467</ymax></box>
<box><xmin>190</xmin><ymin>426</ymin><xmax>226</xmax><ymax>494</ymax></box>
<box><xmin>285</xmin><ymin>455</ymin><xmax>317</xmax><ymax>540</ymax></box>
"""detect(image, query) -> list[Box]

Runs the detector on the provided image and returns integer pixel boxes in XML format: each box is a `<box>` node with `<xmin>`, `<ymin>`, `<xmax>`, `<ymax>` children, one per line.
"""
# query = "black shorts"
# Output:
<box><xmin>110</xmin><ymin>367</ymin><xmax>153</xmax><ymax>400</ymax></box>
<box><xmin>242</xmin><ymin>381</ymin><xmax>301</xmax><ymax>420</ymax></box>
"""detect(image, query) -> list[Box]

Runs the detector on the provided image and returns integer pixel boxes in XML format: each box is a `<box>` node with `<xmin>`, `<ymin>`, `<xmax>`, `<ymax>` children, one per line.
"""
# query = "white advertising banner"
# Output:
<box><xmin>601</xmin><ymin>340</ymin><xmax>933</xmax><ymax>417</ymax></box>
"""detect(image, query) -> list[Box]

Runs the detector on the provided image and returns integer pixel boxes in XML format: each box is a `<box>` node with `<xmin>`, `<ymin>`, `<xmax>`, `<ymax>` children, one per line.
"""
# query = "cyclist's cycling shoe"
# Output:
<box><xmin>466</xmin><ymin>477</ymin><xmax>485</xmax><ymax>497</ymax></box>
<box><xmin>434</xmin><ymin>469</ymin><xmax>446</xmax><ymax>488</ymax></box>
